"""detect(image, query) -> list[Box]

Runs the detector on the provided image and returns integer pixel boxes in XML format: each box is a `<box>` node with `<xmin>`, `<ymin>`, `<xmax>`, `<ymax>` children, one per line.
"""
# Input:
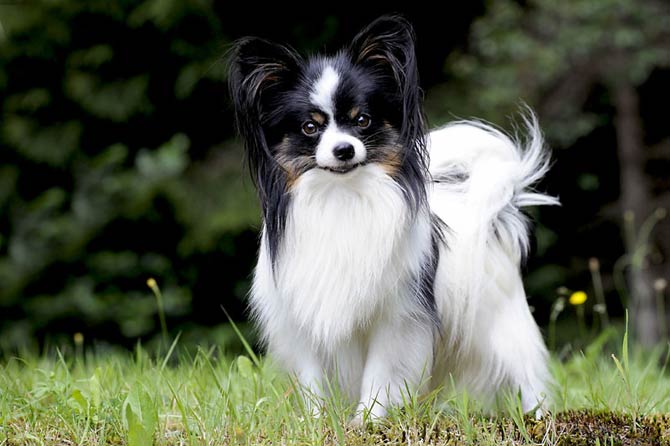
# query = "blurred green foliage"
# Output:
<box><xmin>0</xmin><ymin>1</ymin><xmax>259</xmax><ymax>349</ymax></box>
<box><xmin>429</xmin><ymin>0</ymin><xmax>670</xmax><ymax>145</ymax></box>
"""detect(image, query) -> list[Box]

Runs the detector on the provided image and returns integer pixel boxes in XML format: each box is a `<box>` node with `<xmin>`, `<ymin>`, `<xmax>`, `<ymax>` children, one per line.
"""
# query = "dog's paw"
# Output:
<box><xmin>533</xmin><ymin>405</ymin><xmax>550</xmax><ymax>420</ymax></box>
<box><xmin>349</xmin><ymin>403</ymin><xmax>387</xmax><ymax>429</ymax></box>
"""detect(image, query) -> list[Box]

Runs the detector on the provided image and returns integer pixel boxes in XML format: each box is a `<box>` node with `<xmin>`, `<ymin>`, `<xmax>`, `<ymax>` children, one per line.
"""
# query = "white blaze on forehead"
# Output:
<box><xmin>309</xmin><ymin>65</ymin><xmax>339</xmax><ymax>117</ymax></box>
<box><xmin>309</xmin><ymin>64</ymin><xmax>367</xmax><ymax>170</ymax></box>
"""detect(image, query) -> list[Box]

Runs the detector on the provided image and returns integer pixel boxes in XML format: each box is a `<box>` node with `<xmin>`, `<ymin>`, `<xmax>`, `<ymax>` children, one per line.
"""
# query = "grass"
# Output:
<box><xmin>1</xmin><ymin>329</ymin><xmax>670</xmax><ymax>445</ymax></box>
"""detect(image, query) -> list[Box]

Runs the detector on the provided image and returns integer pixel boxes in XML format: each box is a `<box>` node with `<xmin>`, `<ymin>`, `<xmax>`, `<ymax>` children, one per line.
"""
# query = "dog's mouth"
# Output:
<box><xmin>319</xmin><ymin>162</ymin><xmax>365</xmax><ymax>174</ymax></box>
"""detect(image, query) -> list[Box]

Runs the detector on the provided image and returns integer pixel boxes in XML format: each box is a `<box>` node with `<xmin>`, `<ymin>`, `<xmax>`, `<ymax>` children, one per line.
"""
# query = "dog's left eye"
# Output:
<box><xmin>302</xmin><ymin>121</ymin><xmax>318</xmax><ymax>136</ymax></box>
<box><xmin>356</xmin><ymin>114</ymin><xmax>371</xmax><ymax>129</ymax></box>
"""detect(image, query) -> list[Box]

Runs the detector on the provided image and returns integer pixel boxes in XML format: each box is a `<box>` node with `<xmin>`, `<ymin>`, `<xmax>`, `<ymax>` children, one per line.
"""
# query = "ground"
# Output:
<box><xmin>1</xmin><ymin>331</ymin><xmax>669</xmax><ymax>445</ymax></box>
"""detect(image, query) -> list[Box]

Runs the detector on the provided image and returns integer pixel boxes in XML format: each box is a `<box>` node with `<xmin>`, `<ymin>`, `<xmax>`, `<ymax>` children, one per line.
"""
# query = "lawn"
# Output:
<box><xmin>1</xmin><ymin>329</ymin><xmax>669</xmax><ymax>445</ymax></box>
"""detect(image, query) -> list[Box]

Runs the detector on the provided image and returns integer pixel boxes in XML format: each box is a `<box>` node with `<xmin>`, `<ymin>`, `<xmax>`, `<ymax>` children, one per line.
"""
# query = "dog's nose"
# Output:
<box><xmin>333</xmin><ymin>143</ymin><xmax>355</xmax><ymax>161</ymax></box>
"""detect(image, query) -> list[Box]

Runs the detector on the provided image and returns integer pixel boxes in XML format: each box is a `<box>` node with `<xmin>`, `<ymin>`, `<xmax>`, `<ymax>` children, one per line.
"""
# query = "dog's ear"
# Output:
<box><xmin>228</xmin><ymin>38</ymin><xmax>299</xmax><ymax>263</ymax></box>
<box><xmin>229</xmin><ymin>37</ymin><xmax>299</xmax><ymax>97</ymax></box>
<box><xmin>350</xmin><ymin>15</ymin><xmax>428</xmax><ymax>212</ymax></box>
<box><xmin>350</xmin><ymin>15</ymin><xmax>426</xmax><ymax>156</ymax></box>
<box><xmin>350</xmin><ymin>15</ymin><xmax>416</xmax><ymax>70</ymax></box>
<box><xmin>228</xmin><ymin>38</ymin><xmax>300</xmax><ymax>186</ymax></box>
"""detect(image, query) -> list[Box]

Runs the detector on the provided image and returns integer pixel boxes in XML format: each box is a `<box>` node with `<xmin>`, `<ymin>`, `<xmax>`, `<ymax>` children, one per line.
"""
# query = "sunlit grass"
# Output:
<box><xmin>1</xmin><ymin>329</ymin><xmax>669</xmax><ymax>445</ymax></box>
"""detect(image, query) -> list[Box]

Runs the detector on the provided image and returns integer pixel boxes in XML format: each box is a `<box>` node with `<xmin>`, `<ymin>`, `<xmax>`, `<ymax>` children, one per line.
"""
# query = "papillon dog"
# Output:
<box><xmin>228</xmin><ymin>15</ymin><xmax>558</xmax><ymax>421</ymax></box>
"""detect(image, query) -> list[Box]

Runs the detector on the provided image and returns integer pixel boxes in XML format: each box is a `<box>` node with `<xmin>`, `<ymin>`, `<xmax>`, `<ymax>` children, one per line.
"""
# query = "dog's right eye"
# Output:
<box><xmin>302</xmin><ymin>121</ymin><xmax>318</xmax><ymax>136</ymax></box>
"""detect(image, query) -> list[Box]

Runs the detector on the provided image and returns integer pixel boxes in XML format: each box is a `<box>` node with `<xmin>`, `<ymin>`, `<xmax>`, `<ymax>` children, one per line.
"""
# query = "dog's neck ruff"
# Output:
<box><xmin>268</xmin><ymin>165</ymin><xmax>428</xmax><ymax>347</ymax></box>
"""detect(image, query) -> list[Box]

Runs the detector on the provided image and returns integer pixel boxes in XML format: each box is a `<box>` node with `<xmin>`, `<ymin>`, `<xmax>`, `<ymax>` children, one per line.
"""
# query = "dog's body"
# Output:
<box><xmin>229</xmin><ymin>16</ymin><xmax>557</xmax><ymax>419</ymax></box>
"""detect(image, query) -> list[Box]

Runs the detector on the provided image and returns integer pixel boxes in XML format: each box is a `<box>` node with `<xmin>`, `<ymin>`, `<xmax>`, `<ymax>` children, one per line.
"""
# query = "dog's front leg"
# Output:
<box><xmin>268</xmin><ymin>324</ymin><xmax>326</xmax><ymax>417</ymax></box>
<box><xmin>293</xmin><ymin>352</ymin><xmax>327</xmax><ymax>418</ymax></box>
<box><xmin>353</xmin><ymin>316</ymin><xmax>435</xmax><ymax>423</ymax></box>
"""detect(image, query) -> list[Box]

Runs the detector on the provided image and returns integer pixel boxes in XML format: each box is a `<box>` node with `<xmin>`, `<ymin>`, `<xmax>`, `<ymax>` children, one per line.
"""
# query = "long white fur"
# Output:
<box><xmin>251</xmin><ymin>115</ymin><xmax>558</xmax><ymax>419</ymax></box>
<box><xmin>428</xmin><ymin>115</ymin><xmax>558</xmax><ymax>413</ymax></box>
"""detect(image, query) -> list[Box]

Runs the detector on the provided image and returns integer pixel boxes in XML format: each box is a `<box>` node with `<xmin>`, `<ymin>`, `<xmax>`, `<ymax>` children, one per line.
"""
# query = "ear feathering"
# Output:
<box><xmin>349</xmin><ymin>15</ymin><xmax>428</xmax><ymax>214</ymax></box>
<box><xmin>227</xmin><ymin>38</ymin><xmax>300</xmax><ymax>188</ymax></box>
<box><xmin>227</xmin><ymin>38</ymin><xmax>301</xmax><ymax>262</ymax></box>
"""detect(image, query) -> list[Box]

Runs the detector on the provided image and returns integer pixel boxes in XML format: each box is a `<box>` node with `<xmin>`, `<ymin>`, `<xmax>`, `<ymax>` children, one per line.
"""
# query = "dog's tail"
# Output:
<box><xmin>428</xmin><ymin>112</ymin><xmax>557</xmax><ymax>412</ymax></box>
<box><xmin>428</xmin><ymin>111</ymin><xmax>559</xmax><ymax>265</ymax></box>
<box><xmin>428</xmin><ymin>111</ymin><xmax>559</xmax><ymax>349</ymax></box>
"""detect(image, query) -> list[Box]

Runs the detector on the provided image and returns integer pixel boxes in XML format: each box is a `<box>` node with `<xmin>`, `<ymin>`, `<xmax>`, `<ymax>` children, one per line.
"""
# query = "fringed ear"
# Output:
<box><xmin>228</xmin><ymin>37</ymin><xmax>300</xmax><ymax>190</ymax></box>
<box><xmin>349</xmin><ymin>15</ymin><xmax>427</xmax><ymax>159</ymax></box>
<box><xmin>228</xmin><ymin>38</ymin><xmax>299</xmax><ymax>264</ymax></box>
<box><xmin>350</xmin><ymin>15</ymin><xmax>428</xmax><ymax>213</ymax></box>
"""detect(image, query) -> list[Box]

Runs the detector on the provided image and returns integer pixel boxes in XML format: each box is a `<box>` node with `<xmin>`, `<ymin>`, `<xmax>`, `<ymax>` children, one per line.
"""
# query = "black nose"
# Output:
<box><xmin>333</xmin><ymin>143</ymin><xmax>355</xmax><ymax>161</ymax></box>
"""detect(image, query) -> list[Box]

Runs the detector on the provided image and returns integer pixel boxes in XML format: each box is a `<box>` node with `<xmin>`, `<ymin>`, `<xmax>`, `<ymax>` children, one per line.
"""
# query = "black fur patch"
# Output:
<box><xmin>414</xmin><ymin>214</ymin><xmax>446</xmax><ymax>330</ymax></box>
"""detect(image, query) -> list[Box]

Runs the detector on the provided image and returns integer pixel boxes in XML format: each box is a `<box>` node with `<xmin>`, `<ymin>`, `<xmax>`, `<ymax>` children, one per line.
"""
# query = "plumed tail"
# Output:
<box><xmin>428</xmin><ymin>111</ymin><xmax>559</xmax><ymax>262</ymax></box>
<box><xmin>428</xmin><ymin>111</ymin><xmax>559</xmax><ymax>349</ymax></box>
<box><xmin>428</xmin><ymin>112</ymin><xmax>556</xmax><ymax>410</ymax></box>
<box><xmin>512</xmin><ymin>113</ymin><xmax>560</xmax><ymax>209</ymax></box>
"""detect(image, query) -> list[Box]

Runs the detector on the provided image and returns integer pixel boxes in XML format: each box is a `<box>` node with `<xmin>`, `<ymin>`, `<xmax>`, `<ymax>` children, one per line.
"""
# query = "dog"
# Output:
<box><xmin>228</xmin><ymin>15</ymin><xmax>558</xmax><ymax>421</ymax></box>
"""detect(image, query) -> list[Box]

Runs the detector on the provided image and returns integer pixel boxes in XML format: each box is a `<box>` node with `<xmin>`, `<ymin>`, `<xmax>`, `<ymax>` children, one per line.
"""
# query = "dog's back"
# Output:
<box><xmin>428</xmin><ymin>115</ymin><xmax>558</xmax><ymax>414</ymax></box>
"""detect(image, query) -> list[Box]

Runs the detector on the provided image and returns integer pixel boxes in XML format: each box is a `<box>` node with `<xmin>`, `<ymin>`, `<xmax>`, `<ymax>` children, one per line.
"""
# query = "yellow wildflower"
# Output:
<box><xmin>146</xmin><ymin>277</ymin><xmax>158</xmax><ymax>290</ymax></box>
<box><xmin>569</xmin><ymin>291</ymin><xmax>587</xmax><ymax>306</ymax></box>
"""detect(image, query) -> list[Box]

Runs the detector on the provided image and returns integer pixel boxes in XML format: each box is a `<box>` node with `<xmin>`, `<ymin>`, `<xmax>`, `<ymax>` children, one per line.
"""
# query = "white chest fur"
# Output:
<box><xmin>256</xmin><ymin>165</ymin><xmax>423</xmax><ymax>349</ymax></box>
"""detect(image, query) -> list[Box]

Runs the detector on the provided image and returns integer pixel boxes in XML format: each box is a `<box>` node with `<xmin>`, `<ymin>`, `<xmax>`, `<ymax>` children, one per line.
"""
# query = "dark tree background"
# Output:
<box><xmin>0</xmin><ymin>1</ymin><xmax>668</xmax><ymax>352</ymax></box>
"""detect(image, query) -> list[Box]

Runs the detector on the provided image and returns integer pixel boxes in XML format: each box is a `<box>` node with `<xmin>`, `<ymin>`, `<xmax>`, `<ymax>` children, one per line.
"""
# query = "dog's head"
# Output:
<box><xmin>228</xmin><ymin>15</ymin><xmax>428</xmax><ymax>257</ymax></box>
<box><xmin>229</xmin><ymin>15</ymin><xmax>427</xmax><ymax>189</ymax></box>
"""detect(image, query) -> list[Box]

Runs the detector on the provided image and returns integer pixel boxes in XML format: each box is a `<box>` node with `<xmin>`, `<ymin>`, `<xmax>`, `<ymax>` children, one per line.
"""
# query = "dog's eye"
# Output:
<box><xmin>302</xmin><ymin>121</ymin><xmax>318</xmax><ymax>136</ymax></box>
<box><xmin>356</xmin><ymin>114</ymin><xmax>371</xmax><ymax>129</ymax></box>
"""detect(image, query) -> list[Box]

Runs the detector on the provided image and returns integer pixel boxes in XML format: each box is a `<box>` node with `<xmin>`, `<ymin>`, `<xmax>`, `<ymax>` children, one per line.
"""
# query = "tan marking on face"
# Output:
<box><xmin>275</xmin><ymin>136</ymin><xmax>315</xmax><ymax>189</ymax></box>
<box><xmin>377</xmin><ymin>145</ymin><xmax>404</xmax><ymax>177</ymax></box>
<box><xmin>275</xmin><ymin>136</ymin><xmax>297</xmax><ymax>185</ymax></box>
<box><xmin>310</xmin><ymin>112</ymin><xmax>326</xmax><ymax>126</ymax></box>
<box><xmin>349</xmin><ymin>106</ymin><xmax>360</xmax><ymax>119</ymax></box>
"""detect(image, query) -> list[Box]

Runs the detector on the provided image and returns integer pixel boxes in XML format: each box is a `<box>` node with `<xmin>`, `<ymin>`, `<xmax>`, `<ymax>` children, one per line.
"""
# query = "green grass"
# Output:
<box><xmin>1</xmin><ymin>331</ymin><xmax>670</xmax><ymax>445</ymax></box>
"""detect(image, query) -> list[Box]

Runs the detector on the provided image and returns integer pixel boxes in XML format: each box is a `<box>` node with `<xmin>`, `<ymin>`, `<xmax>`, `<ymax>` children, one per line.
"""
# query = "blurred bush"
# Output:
<box><xmin>0</xmin><ymin>1</ymin><xmax>259</xmax><ymax>350</ymax></box>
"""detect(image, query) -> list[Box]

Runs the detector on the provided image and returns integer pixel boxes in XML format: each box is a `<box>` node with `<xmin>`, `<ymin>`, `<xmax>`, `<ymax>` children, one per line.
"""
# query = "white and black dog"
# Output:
<box><xmin>228</xmin><ymin>15</ymin><xmax>557</xmax><ymax>421</ymax></box>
